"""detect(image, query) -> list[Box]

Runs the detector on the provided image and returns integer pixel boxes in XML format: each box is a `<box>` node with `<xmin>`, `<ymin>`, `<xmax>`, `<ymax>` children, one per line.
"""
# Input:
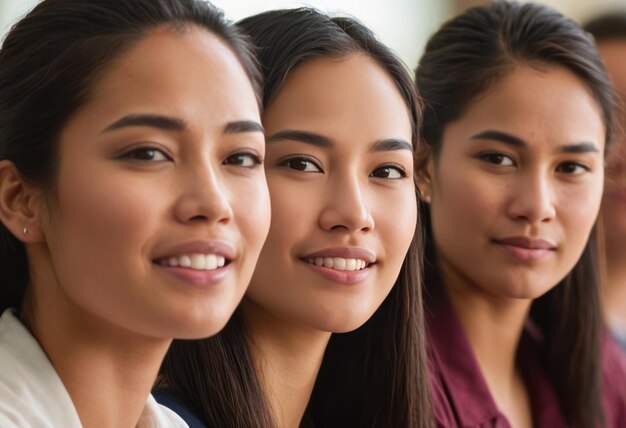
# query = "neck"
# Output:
<box><xmin>603</xmin><ymin>247</ymin><xmax>626</xmax><ymax>332</ymax></box>
<box><xmin>242</xmin><ymin>299</ymin><xmax>331</xmax><ymax>428</ymax></box>
<box><xmin>440</xmin><ymin>261</ymin><xmax>532</xmax><ymax>417</ymax></box>
<box><xmin>23</xmin><ymin>254</ymin><xmax>171</xmax><ymax>427</ymax></box>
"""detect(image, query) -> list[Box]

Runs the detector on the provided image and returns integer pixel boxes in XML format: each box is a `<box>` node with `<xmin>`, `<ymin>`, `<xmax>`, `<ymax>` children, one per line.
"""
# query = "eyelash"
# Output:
<box><xmin>277</xmin><ymin>156</ymin><xmax>323</xmax><ymax>173</ymax></box>
<box><xmin>478</xmin><ymin>152</ymin><xmax>515</xmax><ymax>166</ymax></box>
<box><xmin>223</xmin><ymin>151</ymin><xmax>263</xmax><ymax>168</ymax></box>
<box><xmin>277</xmin><ymin>156</ymin><xmax>407</xmax><ymax>179</ymax></box>
<box><xmin>555</xmin><ymin>162</ymin><xmax>590</xmax><ymax>175</ymax></box>
<box><xmin>477</xmin><ymin>152</ymin><xmax>591</xmax><ymax>175</ymax></box>
<box><xmin>370</xmin><ymin>164</ymin><xmax>407</xmax><ymax>179</ymax></box>
<box><xmin>117</xmin><ymin>146</ymin><xmax>262</xmax><ymax>169</ymax></box>
<box><xmin>118</xmin><ymin>146</ymin><xmax>171</xmax><ymax>162</ymax></box>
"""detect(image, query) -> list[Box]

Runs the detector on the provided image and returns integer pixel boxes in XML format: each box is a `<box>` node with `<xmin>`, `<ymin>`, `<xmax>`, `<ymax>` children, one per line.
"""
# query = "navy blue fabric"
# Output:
<box><xmin>153</xmin><ymin>389</ymin><xmax>208</xmax><ymax>428</ymax></box>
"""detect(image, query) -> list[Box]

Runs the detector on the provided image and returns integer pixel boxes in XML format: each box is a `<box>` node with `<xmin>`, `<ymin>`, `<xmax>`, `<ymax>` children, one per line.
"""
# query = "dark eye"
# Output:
<box><xmin>556</xmin><ymin>162</ymin><xmax>589</xmax><ymax>175</ymax></box>
<box><xmin>479</xmin><ymin>152</ymin><xmax>515</xmax><ymax>166</ymax></box>
<box><xmin>120</xmin><ymin>147</ymin><xmax>170</xmax><ymax>162</ymax></box>
<box><xmin>223</xmin><ymin>152</ymin><xmax>262</xmax><ymax>168</ymax></box>
<box><xmin>370</xmin><ymin>165</ymin><xmax>406</xmax><ymax>179</ymax></box>
<box><xmin>278</xmin><ymin>157</ymin><xmax>322</xmax><ymax>172</ymax></box>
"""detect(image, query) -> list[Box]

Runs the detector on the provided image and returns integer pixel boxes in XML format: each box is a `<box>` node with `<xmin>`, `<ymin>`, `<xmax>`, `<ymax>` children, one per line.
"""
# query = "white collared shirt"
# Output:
<box><xmin>0</xmin><ymin>309</ymin><xmax>188</xmax><ymax>428</ymax></box>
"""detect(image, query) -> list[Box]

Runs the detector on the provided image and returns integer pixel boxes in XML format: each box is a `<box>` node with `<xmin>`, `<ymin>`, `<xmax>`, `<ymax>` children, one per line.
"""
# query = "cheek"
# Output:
<box><xmin>559</xmin><ymin>180</ymin><xmax>603</xmax><ymax>246</ymax></box>
<box><xmin>51</xmin><ymin>167</ymin><xmax>161</xmax><ymax>258</ymax></box>
<box><xmin>433</xmin><ymin>170</ymin><xmax>502</xmax><ymax>240</ymax></box>
<box><xmin>262</xmin><ymin>177</ymin><xmax>320</xmax><ymax>254</ymax></box>
<box><xmin>230</xmin><ymin>176</ymin><xmax>271</xmax><ymax>254</ymax></box>
<box><xmin>374</xmin><ymin>186</ymin><xmax>417</xmax><ymax>267</ymax></box>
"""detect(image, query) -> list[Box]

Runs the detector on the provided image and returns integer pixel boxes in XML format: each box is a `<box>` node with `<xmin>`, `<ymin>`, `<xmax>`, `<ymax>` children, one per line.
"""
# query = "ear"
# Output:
<box><xmin>414</xmin><ymin>144</ymin><xmax>435</xmax><ymax>204</ymax></box>
<box><xmin>0</xmin><ymin>160</ymin><xmax>45</xmax><ymax>243</ymax></box>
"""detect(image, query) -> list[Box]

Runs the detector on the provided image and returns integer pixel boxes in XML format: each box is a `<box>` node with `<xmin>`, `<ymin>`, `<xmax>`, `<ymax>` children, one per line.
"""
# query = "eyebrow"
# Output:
<box><xmin>266</xmin><ymin>130</ymin><xmax>333</xmax><ymax>148</ymax></box>
<box><xmin>369</xmin><ymin>139</ymin><xmax>412</xmax><ymax>152</ymax></box>
<box><xmin>224</xmin><ymin>120</ymin><xmax>265</xmax><ymax>134</ymax></box>
<box><xmin>267</xmin><ymin>130</ymin><xmax>412</xmax><ymax>152</ymax></box>
<box><xmin>102</xmin><ymin>115</ymin><xmax>264</xmax><ymax>135</ymax></box>
<box><xmin>470</xmin><ymin>130</ymin><xmax>526</xmax><ymax>148</ymax></box>
<box><xmin>102</xmin><ymin>114</ymin><xmax>186</xmax><ymax>133</ymax></box>
<box><xmin>471</xmin><ymin>129</ymin><xmax>600</xmax><ymax>154</ymax></box>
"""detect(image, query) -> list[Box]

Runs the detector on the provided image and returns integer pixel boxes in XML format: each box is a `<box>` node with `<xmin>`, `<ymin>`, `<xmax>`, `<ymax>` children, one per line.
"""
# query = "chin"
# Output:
<box><xmin>308</xmin><ymin>311</ymin><xmax>374</xmax><ymax>334</ymax></box>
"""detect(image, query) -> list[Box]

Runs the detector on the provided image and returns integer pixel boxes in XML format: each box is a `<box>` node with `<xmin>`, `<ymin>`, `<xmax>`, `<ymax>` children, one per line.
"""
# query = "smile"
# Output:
<box><xmin>156</xmin><ymin>254</ymin><xmax>227</xmax><ymax>271</ymax></box>
<box><xmin>304</xmin><ymin>257</ymin><xmax>369</xmax><ymax>271</ymax></box>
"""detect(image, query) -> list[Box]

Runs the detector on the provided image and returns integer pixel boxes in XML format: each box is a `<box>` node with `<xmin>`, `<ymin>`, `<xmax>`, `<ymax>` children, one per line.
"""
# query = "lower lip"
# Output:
<box><xmin>495</xmin><ymin>243</ymin><xmax>553</xmax><ymax>262</ymax></box>
<box><xmin>154</xmin><ymin>263</ymin><xmax>231</xmax><ymax>286</ymax></box>
<box><xmin>302</xmin><ymin>260</ymin><xmax>373</xmax><ymax>285</ymax></box>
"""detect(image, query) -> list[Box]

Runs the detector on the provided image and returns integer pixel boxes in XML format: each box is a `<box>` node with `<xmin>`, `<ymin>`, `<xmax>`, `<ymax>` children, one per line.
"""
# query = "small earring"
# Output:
<box><xmin>22</xmin><ymin>226</ymin><xmax>28</xmax><ymax>235</ymax></box>
<box><xmin>422</xmin><ymin>195</ymin><xmax>431</xmax><ymax>204</ymax></box>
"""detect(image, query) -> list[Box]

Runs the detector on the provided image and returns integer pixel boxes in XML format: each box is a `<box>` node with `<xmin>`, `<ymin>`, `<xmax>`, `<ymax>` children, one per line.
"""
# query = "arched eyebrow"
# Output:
<box><xmin>471</xmin><ymin>130</ymin><xmax>526</xmax><ymax>147</ymax></box>
<box><xmin>101</xmin><ymin>114</ymin><xmax>263</xmax><ymax>135</ymax></box>
<box><xmin>368</xmin><ymin>139</ymin><xmax>412</xmax><ymax>152</ymax></box>
<box><xmin>101</xmin><ymin>114</ymin><xmax>186</xmax><ymax>133</ymax></box>
<box><xmin>223</xmin><ymin>120</ymin><xmax>264</xmax><ymax>134</ymax></box>
<box><xmin>471</xmin><ymin>129</ymin><xmax>599</xmax><ymax>154</ymax></box>
<box><xmin>266</xmin><ymin>130</ymin><xmax>333</xmax><ymax>148</ymax></box>
<box><xmin>267</xmin><ymin>130</ymin><xmax>411</xmax><ymax>152</ymax></box>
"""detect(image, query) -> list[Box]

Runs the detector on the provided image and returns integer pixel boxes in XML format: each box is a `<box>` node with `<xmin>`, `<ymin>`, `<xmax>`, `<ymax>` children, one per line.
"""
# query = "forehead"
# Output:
<box><xmin>442</xmin><ymin>65</ymin><xmax>605</xmax><ymax>152</ymax></box>
<box><xmin>80</xmin><ymin>25</ymin><xmax>259</xmax><ymax>126</ymax></box>
<box><xmin>262</xmin><ymin>53</ymin><xmax>412</xmax><ymax>146</ymax></box>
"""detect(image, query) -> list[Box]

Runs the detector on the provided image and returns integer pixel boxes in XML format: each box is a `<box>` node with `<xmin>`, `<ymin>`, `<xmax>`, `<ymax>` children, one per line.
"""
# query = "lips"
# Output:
<box><xmin>493</xmin><ymin>236</ymin><xmax>556</xmax><ymax>262</ymax></box>
<box><xmin>299</xmin><ymin>247</ymin><xmax>376</xmax><ymax>284</ymax></box>
<box><xmin>494</xmin><ymin>236</ymin><xmax>556</xmax><ymax>250</ymax></box>
<box><xmin>152</xmin><ymin>240</ymin><xmax>236</xmax><ymax>271</ymax></box>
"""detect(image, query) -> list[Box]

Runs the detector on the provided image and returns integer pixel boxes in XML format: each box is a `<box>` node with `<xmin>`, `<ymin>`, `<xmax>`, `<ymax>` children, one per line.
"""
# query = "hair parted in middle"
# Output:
<box><xmin>159</xmin><ymin>7</ymin><xmax>432</xmax><ymax>428</ymax></box>
<box><xmin>415</xmin><ymin>2</ymin><xmax>616</xmax><ymax>427</ymax></box>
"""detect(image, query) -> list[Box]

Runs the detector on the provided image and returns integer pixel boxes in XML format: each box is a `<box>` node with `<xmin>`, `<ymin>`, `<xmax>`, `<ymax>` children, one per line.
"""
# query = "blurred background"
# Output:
<box><xmin>1</xmin><ymin>0</ymin><xmax>625</xmax><ymax>70</ymax></box>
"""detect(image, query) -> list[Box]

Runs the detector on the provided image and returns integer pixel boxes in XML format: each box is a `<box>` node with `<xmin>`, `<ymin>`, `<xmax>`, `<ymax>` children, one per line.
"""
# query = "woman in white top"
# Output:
<box><xmin>0</xmin><ymin>0</ymin><xmax>270</xmax><ymax>427</ymax></box>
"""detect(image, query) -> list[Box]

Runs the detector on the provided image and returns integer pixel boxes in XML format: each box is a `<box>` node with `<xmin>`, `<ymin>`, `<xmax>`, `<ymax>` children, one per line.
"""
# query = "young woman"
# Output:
<box><xmin>415</xmin><ymin>2</ymin><xmax>626</xmax><ymax>427</ymax></box>
<box><xmin>585</xmin><ymin>12</ymin><xmax>626</xmax><ymax>351</ymax></box>
<box><xmin>0</xmin><ymin>0</ymin><xmax>270</xmax><ymax>426</ymax></box>
<box><xmin>157</xmin><ymin>8</ymin><xmax>431</xmax><ymax>428</ymax></box>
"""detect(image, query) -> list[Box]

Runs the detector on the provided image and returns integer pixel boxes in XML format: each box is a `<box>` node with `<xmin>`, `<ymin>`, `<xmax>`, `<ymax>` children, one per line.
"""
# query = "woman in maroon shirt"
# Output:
<box><xmin>415</xmin><ymin>2</ymin><xmax>626</xmax><ymax>427</ymax></box>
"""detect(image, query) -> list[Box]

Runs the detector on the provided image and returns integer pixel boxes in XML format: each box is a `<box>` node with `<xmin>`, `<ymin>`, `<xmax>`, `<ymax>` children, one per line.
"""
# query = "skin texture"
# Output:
<box><xmin>0</xmin><ymin>26</ymin><xmax>269</xmax><ymax>427</ymax></box>
<box><xmin>597</xmin><ymin>41</ymin><xmax>626</xmax><ymax>337</ymax></box>
<box><xmin>418</xmin><ymin>65</ymin><xmax>605</xmax><ymax>428</ymax></box>
<box><xmin>242</xmin><ymin>53</ymin><xmax>416</xmax><ymax>427</ymax></box>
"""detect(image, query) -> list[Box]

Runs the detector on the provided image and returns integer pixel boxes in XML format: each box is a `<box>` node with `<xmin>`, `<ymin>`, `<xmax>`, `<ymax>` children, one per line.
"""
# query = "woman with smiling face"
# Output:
<box><xmin>0</xmin><ymin>0</ymin><xmax>269</xmax><ymax>427</ymax></box>
<box><xmin>415</xmin><ymin>2</ymin><xmax>626</xmax><ymax>428</ymax></box>
<box><xmin>158</xmin><ymin>8</ymin><xmax>431</xmax><ymax>428</ymax></box>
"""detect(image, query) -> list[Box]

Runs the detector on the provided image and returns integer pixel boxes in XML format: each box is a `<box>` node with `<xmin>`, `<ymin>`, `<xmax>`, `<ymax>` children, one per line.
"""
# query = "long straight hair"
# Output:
<box><xmin>415</xmin><ymin>2</ymin><xmax>616</xmax><ymax>427</ymax></box>
<box><xmin>159</xmin><ymin>8</ymin><xmax>432</xmax><ymax>428</ymax></box>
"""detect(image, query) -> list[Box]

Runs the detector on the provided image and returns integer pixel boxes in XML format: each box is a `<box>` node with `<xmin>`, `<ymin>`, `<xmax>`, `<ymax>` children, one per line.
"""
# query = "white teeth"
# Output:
<box><xmin>162</xmin><ymin>254</ymin><xmax>227</xmax><ymax>271</ymax></box>
<box><xmin>307</xmin><ymin>257</ymin><xmax>369</xmax><ymax>271</ymax></box>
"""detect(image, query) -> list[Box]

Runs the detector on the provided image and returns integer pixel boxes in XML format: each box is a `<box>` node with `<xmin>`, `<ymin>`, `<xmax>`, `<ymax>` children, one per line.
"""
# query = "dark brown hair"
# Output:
<box><xmin>0</xmin><ymin>0</ymin><xmax>260</xmax><ymax>313</ymax></box>
<box><xmin>160</xmin><ymin>8</ymin><xmax>432</xmax><ymax>428</ymax></box>
<box><xmin>415</xmin><ymin>2</ymin><xmax>616</xmax><ymax>427</ymax></box>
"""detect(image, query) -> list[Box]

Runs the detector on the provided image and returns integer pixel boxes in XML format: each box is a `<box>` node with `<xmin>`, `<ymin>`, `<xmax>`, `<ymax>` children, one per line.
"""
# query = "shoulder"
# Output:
<box><xmin>153</xmin><ymin>389</ymin><xmax>208</xmax><ymax>428</ymax></box>
<box><xmin>600</xmin><ymin>331</ymin><xmax>626</xmax><ymax>427</ymax></box>
<box><xmin>0</xmin><ymin>310</ymin><xmax>82</xmax><ymax>427</ymax></box>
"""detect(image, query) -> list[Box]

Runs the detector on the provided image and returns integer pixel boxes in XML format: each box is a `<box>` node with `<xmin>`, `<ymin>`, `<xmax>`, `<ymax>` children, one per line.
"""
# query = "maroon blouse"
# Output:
<box><xmin>426</xmin><ymin>285</ymin><xmax>626</xmax><ymax>428</ymax></box>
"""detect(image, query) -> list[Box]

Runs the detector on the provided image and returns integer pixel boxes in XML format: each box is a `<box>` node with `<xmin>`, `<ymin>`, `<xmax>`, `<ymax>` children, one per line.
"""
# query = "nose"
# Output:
<box><xmin>507</xmin><ymin>171</ymin><xmax>556</xmax><ymax>224</ymax></box>
<box><xmin>318</xmin><ymin>174</ymin><xmax>374</xmax><ymax>233</ymax></box>
<box><xmin>173</xmin><ymin>161</ymin><xmax>233</xmax><ymax>225</ymax></box>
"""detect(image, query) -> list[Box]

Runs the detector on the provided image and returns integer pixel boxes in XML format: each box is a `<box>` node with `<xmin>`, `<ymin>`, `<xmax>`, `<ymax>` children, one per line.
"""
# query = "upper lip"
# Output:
<box><xmin>153</xmin><ymin>240</ymin><xmax>237</xmax><ymax>261</ymax></box>
<box><xmin>301</xmin><ymin>247</ymin><xmax>376</xmax><ymax>263</ymax></box>
<box><xmin>494</xmin><ymin>236</ymin><xmax>556</xmax><ymax>250</ymax></box>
